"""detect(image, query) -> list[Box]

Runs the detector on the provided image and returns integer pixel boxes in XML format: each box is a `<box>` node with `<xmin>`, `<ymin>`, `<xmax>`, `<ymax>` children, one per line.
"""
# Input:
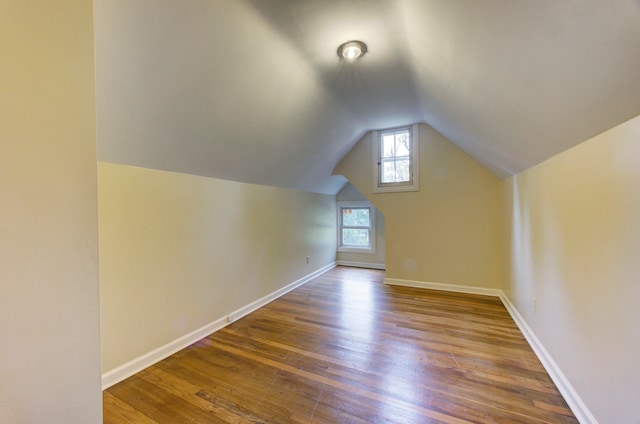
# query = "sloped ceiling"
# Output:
<box><xmin>95</xmin><ymin>0</ymin><xmax>640</xmax><ymax>194</ymax></box>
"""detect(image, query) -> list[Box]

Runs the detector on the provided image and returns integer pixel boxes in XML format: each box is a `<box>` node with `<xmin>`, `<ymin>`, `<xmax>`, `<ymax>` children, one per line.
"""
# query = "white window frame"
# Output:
<box><xmin>372</xmin><ymin>123</ymin><xmax>420</xmax><ymax>193</ymax></box>
<box><xmin>337</xmin><ymin>201</ymin><xmax>376</xmax><ymax>254</ymax></box>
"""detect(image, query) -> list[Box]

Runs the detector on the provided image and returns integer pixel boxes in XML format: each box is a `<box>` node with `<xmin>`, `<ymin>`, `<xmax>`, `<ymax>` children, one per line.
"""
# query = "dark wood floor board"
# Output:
<box><xmin>318</xmin><ymin>352</ymin><xmax>571</xmax><ymax>424</ymax></box>
<box><xmin>311</xmin><ymin>385</ymin><xmax>451</xmax><ymax>424</ymax></box>
<box><xmin>107</xmin><ymin>376</ymin><xmax>212</xmax><ymax>424</ymax></box>
<box><xmin>139</xmin><ymin>367</ymin><xmax>256</xmax><ymax>423</ymax></box>
<box><xmin>155</xmin><ymin>359</ymin><xmax>272</xmax><ymax>421</ymax></box>
<box><xmin>104</xmin><ymin>266</ymin><xmax>577</xmax><ymax>423</ymax></box>
<box><xmin>103</xmin><ymin>391</ymin><xmax>160</xmax><ymax>424</ymax></box>
<box><xmin>175</xmin><ymin>343</ymin><xmax>282</xmax><ymax>400</ymax></box>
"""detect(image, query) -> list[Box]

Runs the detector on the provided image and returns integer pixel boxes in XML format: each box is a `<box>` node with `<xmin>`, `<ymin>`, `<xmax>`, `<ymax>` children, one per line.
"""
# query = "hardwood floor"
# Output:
<box><xmin>103</xmin><ymin>266</ymin><xmax>577</xmax><ymax>423</ymax></box>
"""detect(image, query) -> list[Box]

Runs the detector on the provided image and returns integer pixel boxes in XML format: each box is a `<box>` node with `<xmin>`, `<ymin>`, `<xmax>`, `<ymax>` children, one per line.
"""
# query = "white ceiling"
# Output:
<box><xmin>95</xmin><ymin>0</ymin><xmax>640</xmax><ymax>194</ymax></box>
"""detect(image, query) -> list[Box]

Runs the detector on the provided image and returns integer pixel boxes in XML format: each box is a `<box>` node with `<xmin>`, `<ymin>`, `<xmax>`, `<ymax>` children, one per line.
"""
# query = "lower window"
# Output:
<box><xmin>337</xmin><ymin>201</ymin><xmax>376</xmax><ymax>254</ymax></box>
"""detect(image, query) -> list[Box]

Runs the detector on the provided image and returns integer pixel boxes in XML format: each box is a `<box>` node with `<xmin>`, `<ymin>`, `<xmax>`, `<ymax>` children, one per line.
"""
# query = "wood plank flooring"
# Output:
<box><xmin>103</xmin><ymin>266</ymin><xmax>577</xmax><ymax>423</ymax></box>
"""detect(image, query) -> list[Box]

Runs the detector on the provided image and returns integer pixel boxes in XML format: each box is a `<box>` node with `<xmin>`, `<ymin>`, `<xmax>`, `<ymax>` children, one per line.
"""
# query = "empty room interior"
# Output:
<box><xmin>2</xmin><ymin>1</ymin><xmax>639</xmax><ymax>423</ymax></box>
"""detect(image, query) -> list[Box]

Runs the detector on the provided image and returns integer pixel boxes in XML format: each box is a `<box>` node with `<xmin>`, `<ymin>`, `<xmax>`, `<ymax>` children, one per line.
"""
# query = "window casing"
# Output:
<box><xmin>372</xmin><ymin>124</ymin><xmax>419</xmax><ymax>193</ymax></box>
<box><xmin>337</xmin><ymin>201</ymin><xmax>376</xmax><ymax>254</ymax></box>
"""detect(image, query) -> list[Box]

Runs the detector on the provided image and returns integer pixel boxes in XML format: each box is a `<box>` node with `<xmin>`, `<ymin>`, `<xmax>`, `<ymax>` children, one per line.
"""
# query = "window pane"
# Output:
<box><xmin>381</xmin><ymin>159</ymin><xmax>411</xmax><ymax>183</ymax></box>
<box><xmin>395</xmin><ymin>158</ymin><xmax>410</xmax><ymax>182</ymax></box>
<box><xmin>382</xmin><ymin>134</ymin><xmax>396</xmax><ymax>158</ymax></box>
<box><xmin>342</xmin><ymin>229</ymin><xmax>370</xmax><ymax>246</ymax></box>
<box><xmin>342</xmin><ymin>208</ymin><xmax>370</xmax><ymax>226</ymax></box>
<box><xmin>395</xmin><ymin>132</ymin><xmax>410</xmax><ymax>157</ymax></box>
<box><xmin>381</xmin><ymin>159</ymin><xmax>396</xmax><ymax>183</ymax></box>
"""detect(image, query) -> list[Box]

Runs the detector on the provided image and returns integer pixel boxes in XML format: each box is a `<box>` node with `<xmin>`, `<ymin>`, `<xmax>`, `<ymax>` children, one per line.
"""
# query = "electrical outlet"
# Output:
<box><xmin>306</xmin><ymin>255</ymin><xmax>310</xmax><ymax>264</ymax></box>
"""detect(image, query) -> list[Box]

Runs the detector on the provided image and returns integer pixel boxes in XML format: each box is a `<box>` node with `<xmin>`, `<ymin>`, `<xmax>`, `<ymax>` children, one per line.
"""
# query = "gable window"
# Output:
<box><xmin>337</xmin><ymin>201</ymin><xmax>375</xmax><ymax>254</ymax></box>
<box><xmin>372</xmin><ymin>124</ymin><xmax>419</xmax><ymax>193</ymax></box>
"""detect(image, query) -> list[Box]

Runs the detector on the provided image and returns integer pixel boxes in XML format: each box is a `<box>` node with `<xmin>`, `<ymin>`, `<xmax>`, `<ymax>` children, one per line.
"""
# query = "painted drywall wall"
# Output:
<box><xmin>503</xmin><ymin>115</ymin><xmax>640</xmax><ymax>423</ymax></box>
<box><xmin>99</xmin><ymin>162</ymin><xmax>337</xmax><ymax>373</ymax></box>
<box><xmin>0</xmin><ymin>1</ymin><xmax>102</xmax><ymax>422</ymax></box>
<box><xmin>336</xmin><ymin>183</ymin><xmax>386</xmax><ymax>268</ymax></box>
<box><xmin>334</xmin><ymin>124</ymin><xmax>502</xmax><ymax>288</ymax></box>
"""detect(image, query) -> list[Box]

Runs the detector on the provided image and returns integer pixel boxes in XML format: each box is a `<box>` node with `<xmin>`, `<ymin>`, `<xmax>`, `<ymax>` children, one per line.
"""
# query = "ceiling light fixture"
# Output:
<box><xmin>337</xmin><ymin>40</ymin><xmax>367</xmax><ymax>61</ymax></box>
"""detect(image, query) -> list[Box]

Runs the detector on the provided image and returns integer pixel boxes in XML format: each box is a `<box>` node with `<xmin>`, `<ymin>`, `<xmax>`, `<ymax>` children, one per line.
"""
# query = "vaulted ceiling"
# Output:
<box><xmin>95</xmin><ymin>0</ymin><xmax>640</xmax><ymax>194</ymax></box>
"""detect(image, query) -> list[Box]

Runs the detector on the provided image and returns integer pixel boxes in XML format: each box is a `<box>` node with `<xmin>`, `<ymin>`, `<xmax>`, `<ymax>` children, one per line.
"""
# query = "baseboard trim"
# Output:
<box><xmin>101</xmin><ymin>315</ymin><xmax>228</xmax><ymax>390</ymax></box>
<box><xmin>383</xmin><ymin>277</ymin><xmax>596</xmax><ymax>423</ymax></box>
<box><xmin>227</xmin><ymin>261</ymin><xmax>336</xmax><ymax>323</ymax></box>
<box><xmin>384</xmin><ymin>277</ymin><xmax>502</xmax><ymax>297</ymax></box>
<box><xmin>336</xmin><ymin>260</ymin><xmax>385</xmax><ymax>270</ymax></box>
<box><xmin>499</xmin><ymin>294</ymin><xmax>598</xmax><ymax>424</ymax></box>
<box><xmin>101</xmin><ymin>261</ymin><xmax>337</xmax><ymax>390</ymax></box>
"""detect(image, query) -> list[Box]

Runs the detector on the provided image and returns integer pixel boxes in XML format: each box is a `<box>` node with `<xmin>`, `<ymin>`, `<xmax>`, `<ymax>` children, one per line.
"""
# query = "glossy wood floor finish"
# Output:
<box><xmin>103</xmin><ymin>267</ymin><xmax>577</xmax><ymax>423</ymax></box>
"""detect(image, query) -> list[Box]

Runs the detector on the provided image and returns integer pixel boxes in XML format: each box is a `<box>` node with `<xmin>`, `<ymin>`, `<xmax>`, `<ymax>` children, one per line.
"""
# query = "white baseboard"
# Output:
<box><xmin>383</xmin><ymin>277</ymin><xmax>596</xmax><ymax>424</ymax></box>
<box><xmin>499</xmin><ymin>294</ymin><xmax>598</xmax><ymax>424</ymax></box>
<box><xmin>336</xmin><ymin>260</ymin><xmax>385</xmax><ymax>270</ymax></box>
<box><xmin>227</xmin><ymin>261</ymin><xmax>336</xmax><ymax>322</ymax></box>
<box><xmin>101</xmin><ymin>261</ymin><xmax>336</xmax><ymax>390</ymax></box>
<box><xmin>384</xmin><ymin>277</ymin><xmax>503</xmax><ymax>297</ymax></box>
<box><xmin>101</xmin><ymin>315</ymin><xmax>228</xmax><ymax>390</ymax></box>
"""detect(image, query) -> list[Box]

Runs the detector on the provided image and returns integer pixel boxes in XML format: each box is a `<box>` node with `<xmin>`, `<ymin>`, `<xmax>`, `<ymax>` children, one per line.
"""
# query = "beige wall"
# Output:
<box><xmin>334</xmin><ymin>124</ymin><xmax>502</xmax><ymax>288</ymax></box>
<box><xmin>99</xmin><ymin>162</ymin><xmax>337</xmax><ymax>373</ymax></box>
<box><xmin>336</xmin><ymin>183</ymin><xmax>386</xmax><ymax>268</ymax></box>
<box><xmin>503</xmin><ymin>115</ymin><xmax>640</xmax><ymax>423</ymax></box>
<box><xmin>0</xmin><ymin>1</ymin><xmax>102</xmax><ymax>422</ymax></box>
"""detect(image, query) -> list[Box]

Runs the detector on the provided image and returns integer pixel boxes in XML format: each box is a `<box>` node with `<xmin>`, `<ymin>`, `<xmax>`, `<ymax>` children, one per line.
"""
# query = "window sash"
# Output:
<box><xmin>372</xmin><ymin>124</ymin><xmax>420</xmax><ymax>193</ymax></box>
<box><xmin>380</xmin><ymin>157</ymin><xmax>411</xmax><ymax>184</ymax></box>
<box><xmin>379</xmin><ymin>127</ymin><xmax>413</xmax><ymax>185</ymax></box>
<box><xmin>341</xmin><ymin>227</ymin><xmax>370</xmax><ymax>247</ymax></box>
<box><xmin>337</xmin><ymin>201</ymin><xmax>375</xmax><ymax>253</ymax></box>
<box><xmin>341</xmin><ymin>207</ymin><xmax>370</xmax><ymax>228</ymax></box>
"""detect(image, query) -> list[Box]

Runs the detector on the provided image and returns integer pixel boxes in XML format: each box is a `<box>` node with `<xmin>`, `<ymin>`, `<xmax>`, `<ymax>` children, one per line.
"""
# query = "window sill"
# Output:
<box><xmin>338</xmin><ymin>246</ymin><xmax>376</xmax><ymax>254</ymax></box>
<box><xmin>372</xmin><ymin>183</ymin><xmax>419</xmax><ymax>193</ymax></box>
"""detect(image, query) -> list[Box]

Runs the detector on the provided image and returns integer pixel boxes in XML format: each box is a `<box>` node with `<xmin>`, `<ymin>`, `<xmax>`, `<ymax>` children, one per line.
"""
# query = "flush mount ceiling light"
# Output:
<box><xmin>337</xmin><ymin>40</ymin><xmax>367</xmax><ymax>61</ymax></box>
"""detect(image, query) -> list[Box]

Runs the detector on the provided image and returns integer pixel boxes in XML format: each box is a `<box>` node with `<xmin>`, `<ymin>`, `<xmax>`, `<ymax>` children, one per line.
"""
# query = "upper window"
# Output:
<box><xmin>372</xmin><ymin>124</ymin><xmax>419</xmax><ymax>193</ymax></box>
<box><xmin>337</xmin><ymin>201</ymin><xmax>375</xmax><ymax>254</ymax></box>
